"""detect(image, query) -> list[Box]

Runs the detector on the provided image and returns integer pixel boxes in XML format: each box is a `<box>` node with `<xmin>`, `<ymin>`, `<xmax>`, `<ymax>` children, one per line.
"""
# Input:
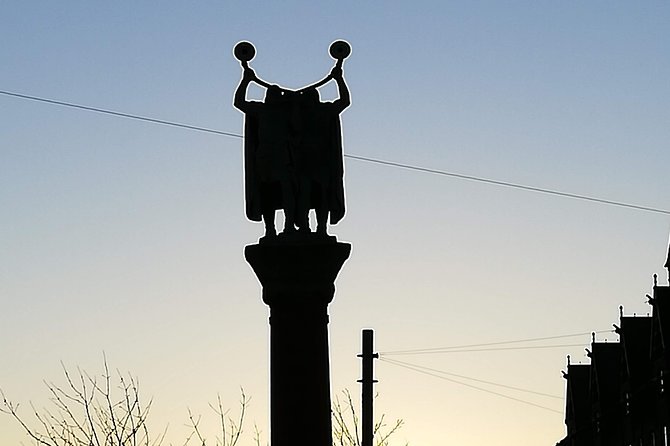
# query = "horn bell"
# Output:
<box><xmin>234</xmin><ymin>41</ymin><xmax>256</xmax><ymax>62</ymax></box>
<box><xmin>329</xmin><ymin>40</ymin><xmax>351</xmax><ymax>60</ymax></box>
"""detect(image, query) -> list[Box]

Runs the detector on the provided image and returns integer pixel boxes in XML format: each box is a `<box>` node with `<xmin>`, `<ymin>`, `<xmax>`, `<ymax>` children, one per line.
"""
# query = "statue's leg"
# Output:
<box><xmin>281</xmin><ymin>180</ymin><xmax>297</xmax><ymax>233</ymax></box>
<box><xmin>296</xmin><ymin>177</ymin><xmax>311</xmax><ymax>232</ymax></box>
<box><xmin>315</xmin><ymin>184</ymin><xmax>328</xmax><ymax>235</ymax></box>
<box><xmin>262</xmin><ymin>208</ymin><xmax>276</xmax><ymax>237</ymax></box>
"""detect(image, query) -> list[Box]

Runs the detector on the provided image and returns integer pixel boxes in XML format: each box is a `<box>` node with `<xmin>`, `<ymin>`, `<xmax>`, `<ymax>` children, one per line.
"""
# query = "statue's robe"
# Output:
<box><xmin>242</xmin><ymin>100</ymin><xmax>293</xmax><ymax>222</ymax></box>
<box><xmin>243</xmin><ymin>94</ymin><xmax>346</xmax><ymax>226</ymax></box>
<box><xmin>293</xmin><ymin>99</ymin><xmax>346</xmax><ymax>224</ymax></box>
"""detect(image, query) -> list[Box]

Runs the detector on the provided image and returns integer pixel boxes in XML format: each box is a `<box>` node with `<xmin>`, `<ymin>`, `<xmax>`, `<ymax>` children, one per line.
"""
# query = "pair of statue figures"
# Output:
<box><xmin>234</xmin><ymin>41</ymin><xmax>351</xmax><ymax>239</ymax></box>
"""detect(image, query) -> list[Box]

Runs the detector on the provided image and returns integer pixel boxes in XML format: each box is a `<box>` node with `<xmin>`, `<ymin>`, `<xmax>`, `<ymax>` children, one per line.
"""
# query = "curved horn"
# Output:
<box><xmin>297</xmin><ymin>40</ymin><xmax>351</xmax><ymax>93</ymax></box>
<box><xmin>236</xmin><ymin>41</ymin><xmax>351</xmax><ymax>92</ymax></box>
<box><xmin>234</xmin><ymin>41</ymin><xmax>255</xmax><ymax>63</ymax></box>
<box><xmin>329</xmin><ymin>40</ymin><xmax>351</xmax><ymax>61</ymax></box>
<box><xmin>233</xmin><ymin>41</ymin><xmax>273</xmax><ymax>89</ymax></box>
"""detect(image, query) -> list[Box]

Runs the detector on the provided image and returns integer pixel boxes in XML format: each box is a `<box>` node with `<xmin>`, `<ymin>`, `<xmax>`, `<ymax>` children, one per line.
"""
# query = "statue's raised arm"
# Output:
<box><xmin>234</xmin><ymin>67</ymin><xmax>257</xmax><ymax>113</ymax></box>
<box><xmin>330</xmin><ymin>66</ymin><xmax>350</xmax><ymax>114</ymax></box>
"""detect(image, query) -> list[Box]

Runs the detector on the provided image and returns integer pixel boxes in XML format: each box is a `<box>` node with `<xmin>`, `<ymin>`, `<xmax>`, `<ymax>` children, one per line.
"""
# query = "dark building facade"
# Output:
<box><xmin>557</xmin><ymin>252</ymin><xmax>670</xmax><ymax>446</ymax></box>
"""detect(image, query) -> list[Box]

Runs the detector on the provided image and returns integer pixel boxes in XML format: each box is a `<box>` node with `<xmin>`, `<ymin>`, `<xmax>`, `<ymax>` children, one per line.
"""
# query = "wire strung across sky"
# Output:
<box><xmin>374</xmin><ymin>329</ymin><xmax>619</xmax><ymax>414</ymax></box>
<box><xmin>381</xmin><ymin>344</ymin><xmax>588</xmax><ymax>355</ymax></box>
<box><xmin>2</xmin><ymin>89</ymin><xmax>669</xmax><ymax>216</ymax></box>
<box><xmin>379</xmin><ymin>329</ymin><xmax>614</xmax><ymax>356</ymax></box>
<box><xmin>379</xmin><ymin>357</ymin><xmax>563</xmax><ymax>414</ymax></box>
<box><xmin>380</xmin><ymin>357</ymin><xmax>563</xmax><ymax>399</ymax></box>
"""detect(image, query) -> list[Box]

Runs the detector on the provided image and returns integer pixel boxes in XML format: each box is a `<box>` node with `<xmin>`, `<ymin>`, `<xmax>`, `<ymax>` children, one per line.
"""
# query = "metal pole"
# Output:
<box><xmin>358</xmin><ymin>329</ymin><xmax>379</xmax><ymax>446</ymax></box>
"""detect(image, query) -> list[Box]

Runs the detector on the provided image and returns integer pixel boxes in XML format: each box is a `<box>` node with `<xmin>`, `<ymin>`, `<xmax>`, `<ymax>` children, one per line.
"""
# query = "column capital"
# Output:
<box><xmin>245</xmin><ymin>239</ymin><xmax>351</xmax><ymax>306</ymax></box>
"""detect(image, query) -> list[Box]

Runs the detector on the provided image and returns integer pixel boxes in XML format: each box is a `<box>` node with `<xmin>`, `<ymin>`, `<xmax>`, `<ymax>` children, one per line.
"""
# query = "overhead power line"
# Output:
<box><xmin>379</xmin><ymin>357</ymin><xmax>563</xmax><ymax>414</ymax></box>
<box><xmin>381</xmin><ymin>344</ymin><xmax>587</xmax><ymax>355</ymax></box>
<box><xmin>2</xmin><ymin>89</ymin><xmax>669</xmax><ymax>216</ymax></box>
<box><xmin>0</xmin><ymin>90</ymin><xmax>242</xmax><ymax>138</ymax></box>
<box><xmin>379</xmin><ymin>329</ymin><xmax>614</xmax><ymax>356</ymax></box>
<box><xmin>380</xmin><ymin>357</ymin><xmax>563</xmax><ymax>399</ymax></box>
<box><xmin>345</xmin><ymin>154</ymin><xmax>670</xmax><ymax>216</ymax></box>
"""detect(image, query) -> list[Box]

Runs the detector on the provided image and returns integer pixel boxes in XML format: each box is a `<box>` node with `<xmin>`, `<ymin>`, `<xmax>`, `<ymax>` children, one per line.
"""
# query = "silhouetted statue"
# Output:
<box><xmin>234</xmin><ymin>41</ymin><xmax>351</xmax><ymax>239</ymax></box>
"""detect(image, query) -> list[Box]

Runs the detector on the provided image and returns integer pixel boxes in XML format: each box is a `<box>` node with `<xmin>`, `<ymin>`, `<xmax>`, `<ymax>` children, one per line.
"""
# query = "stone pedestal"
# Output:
<box><xmin>245</xmin><ymin>238</ymin><xmax>351</xmax><ymax>446</ymax></box>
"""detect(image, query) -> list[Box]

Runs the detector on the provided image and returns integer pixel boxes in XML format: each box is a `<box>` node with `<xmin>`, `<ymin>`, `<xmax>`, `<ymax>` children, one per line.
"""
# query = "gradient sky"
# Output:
<box><xmin>2</xmin><ymin>2</ymin><xmax>670</xmax><ymax>445</ymax></box>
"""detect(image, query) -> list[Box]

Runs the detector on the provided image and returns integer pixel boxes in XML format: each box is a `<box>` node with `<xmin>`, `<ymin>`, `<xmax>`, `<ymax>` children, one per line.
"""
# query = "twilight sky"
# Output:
<box><xmin>1</xmin><ymin>2</ymin><xmax>669</xmax><ymax>445</ymax></box>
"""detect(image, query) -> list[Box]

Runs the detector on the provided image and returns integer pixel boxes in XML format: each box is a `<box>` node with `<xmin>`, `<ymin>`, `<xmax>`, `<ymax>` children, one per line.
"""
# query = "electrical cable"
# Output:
<box><xmin>380</xmin><ymin>357</ymin><xmax>563</xmax><ymax>399</ymax></box>
<box><xmin>344</xmin><ymin>154</ymin><xmax>670</xmax><ymax>216</ymax></box>
<box><xmin>381</xmin><ymin>344</ymin><xmax>587</xmax><ymax>356</ymax></box>
<box><xmin>379</xmin><ymin>357</ymin><xmax>563</xmax><ymax>414</ymax></box>
<box><xmin>0</xmin><ymin>90</ymin><xmax>243</xmax><ymax>138</ymax></box>
<box><xmin>2</xmin><ymin>89</ymin><xmax>669</xmax><ymax>216</ymax></box>
<box><xmin>379</xmin><ymin>329</ymin><xmax>614</xmax><ymax>356</ymax></box>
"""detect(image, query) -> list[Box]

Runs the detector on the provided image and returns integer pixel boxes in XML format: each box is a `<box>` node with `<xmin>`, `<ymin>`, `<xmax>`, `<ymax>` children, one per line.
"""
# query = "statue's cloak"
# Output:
<box><xmin>292</xmin><ymin>99</ymin><xmax>346</xmax><ymax>225</ymax></box>
<box><xmin>324</xmin><ymin>114</ymin><xmax>345</xmax><ymax>224</ymax></box>
<box><xmin>243</xmin><ymin>112</ymin><xmax>285</xmax><ymax>222</ymax></box>
<box><xmin>243</xmin><ymin>98</ymin><xmax>346</xmax><ymax>225</ymax></box>
<box><xmin>243</xmin><ymin>113</ymin><xmax>262</xmax><ymax>221</ymax></box>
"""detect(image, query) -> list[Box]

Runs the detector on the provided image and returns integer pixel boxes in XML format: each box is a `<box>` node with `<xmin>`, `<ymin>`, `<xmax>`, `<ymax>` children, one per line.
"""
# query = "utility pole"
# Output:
<box><xmin>358</xmin><ymin>329</ymin><xmax>379</xmax><ymax>446</ymax></box>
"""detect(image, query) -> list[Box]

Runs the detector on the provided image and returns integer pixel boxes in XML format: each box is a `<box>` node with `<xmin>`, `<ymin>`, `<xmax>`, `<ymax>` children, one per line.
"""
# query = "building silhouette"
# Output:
<box><xmin>557</xmin><ymin>249</ymin><xmax>670</xmax><ymax>446</ymax></box>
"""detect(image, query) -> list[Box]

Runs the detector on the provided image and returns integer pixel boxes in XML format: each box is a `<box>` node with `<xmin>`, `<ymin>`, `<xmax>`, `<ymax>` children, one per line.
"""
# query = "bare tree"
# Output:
<box><xmin>1</xmin><ymin>360</ymin><xmax>253</xmax><ymax>446</ymax></box>
<box><xmin>3</xmin><ymin>362</ymin><xmax>403</xmax><ymax>446</ymax></box>
<box><xmin>332</xmin><ymin>389</ymin><xmax>405</xmax><ymax>446</ymax></box>
<box><xmin>1</xmin><ymin>360</ymin><xmax>163</xmax><ymax>446</ymax></box>
<box><xmin>183</xmin><ymin>390</ymin><xmax>253</xmax><ymax>446</ymax></box>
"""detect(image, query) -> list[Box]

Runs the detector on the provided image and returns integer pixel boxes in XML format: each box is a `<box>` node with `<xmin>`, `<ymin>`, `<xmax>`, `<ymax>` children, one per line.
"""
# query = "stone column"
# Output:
<box><xmin>245</xmin><ymin>239</ymin><xmax>351</xmax><ymax>446</ymax></box>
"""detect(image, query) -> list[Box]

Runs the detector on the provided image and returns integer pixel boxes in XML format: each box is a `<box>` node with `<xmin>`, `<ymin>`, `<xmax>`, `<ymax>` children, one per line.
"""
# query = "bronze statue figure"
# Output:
<box><xmin>234</xmin><ymin>41</ymin><xmax>351</xmax><ymax>239</ymax></box>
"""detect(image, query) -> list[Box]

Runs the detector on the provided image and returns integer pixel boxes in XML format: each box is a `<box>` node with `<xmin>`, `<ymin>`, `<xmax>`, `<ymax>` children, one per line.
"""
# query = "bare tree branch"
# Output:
<box><xmin>3</xmin><ymin>363</ymin><xmax>405</xmax><ymax>446</ymax></box>
<box><xmin>1</xmin><ymin>360</ymin><xmax>161</xmax><ymax>446</ymax></box>
<box><xmin>332</xmin><ymin>389</ymin><xmax>405</xmax><ymax>446</ymax></box>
